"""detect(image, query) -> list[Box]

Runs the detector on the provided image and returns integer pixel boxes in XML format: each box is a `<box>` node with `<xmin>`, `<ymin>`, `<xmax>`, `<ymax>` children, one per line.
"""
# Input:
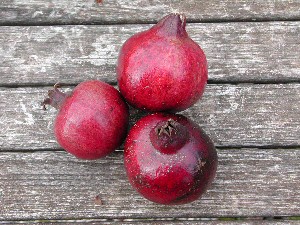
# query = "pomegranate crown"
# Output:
<box><xmin>42</xmin><ymin>83</ymin><xmax>69</xmax><ymax>110</ymax></box>
<box><xmin>155</xmin><ymin>13</ymin><xmax>188</xmax><ymax>37</ymax></box>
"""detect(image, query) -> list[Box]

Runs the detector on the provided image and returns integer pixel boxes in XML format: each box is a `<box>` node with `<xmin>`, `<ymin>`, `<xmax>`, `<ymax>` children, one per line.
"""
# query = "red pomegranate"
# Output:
<box><xmin>42</xmin><ymin>80</ymin><xmax>129</xmax><ymax>160</ymax></box>
<box><xmin>124</xmin><ymin>113</ymin><xmax>218</xmax><ymax>204</ymax></box>
<box><xmin>117</xmin><ymin>13</ymin><xmax>208</xmax><ymax>112</ymax></box>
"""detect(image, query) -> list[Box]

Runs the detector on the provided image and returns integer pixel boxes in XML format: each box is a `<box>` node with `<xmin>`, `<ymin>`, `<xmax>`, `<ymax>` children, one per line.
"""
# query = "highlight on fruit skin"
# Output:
<box><xmin>117</xmin><ymin>13</ymin><xmax>208</xmax><ymax>112</ymax></box>
<box><xmin>124</xmin><ymin>113</ymin><xmax>218</xmax><ymax>205</ymax></box>
<box><xmin>42</xmin><ymin>80</ymin><xmax>129</xmax><ymax>160</ymax></box>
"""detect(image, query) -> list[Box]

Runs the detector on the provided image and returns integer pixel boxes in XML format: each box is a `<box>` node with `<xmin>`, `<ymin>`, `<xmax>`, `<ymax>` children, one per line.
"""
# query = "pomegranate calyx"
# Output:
<box><xmin>156</xmin><ymin>13</ymin><xmax>188</xmax><ymax>38</ymax></box>
<box><xmin>156</xmin><ymin>119</ymin><xmax>177</xmax><ymax>137</ymax></box>
<box><xmin>150</xmin><ymin>118</ymin><xmax>189</xmax><ymax>154</ymax></box>
<box><xmin>42</xmin><ymin>83</ymin><xmax>68</xmax><ymax>110</ymax></box>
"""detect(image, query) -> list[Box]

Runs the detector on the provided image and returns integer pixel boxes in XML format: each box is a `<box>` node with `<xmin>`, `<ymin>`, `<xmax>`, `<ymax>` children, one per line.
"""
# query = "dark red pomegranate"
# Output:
<box><xmin>124</xmin><ymin>113</ymin><xmax>217</xmax><ymax>205</ymax></box>
<box><xmin>117</xmin><ymin>13</ymin><xmax>208</xmax><ymax>112</ymax></box>
<box><xmin>42</xmin><ymin>80</ymin><xmax>129</xmax><ymax>160</ymax></box>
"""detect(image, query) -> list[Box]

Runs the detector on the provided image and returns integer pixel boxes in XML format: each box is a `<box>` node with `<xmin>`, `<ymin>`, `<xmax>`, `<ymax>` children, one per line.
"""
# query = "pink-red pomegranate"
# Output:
<box><xmin>117</xmin><ymin>13</ymin><xmax>208</xmax><ymax>112</ymax></box>
<box><xmin>124</xmin><ymin>113</ymin><xmax>217</xmax><ymax>205</ymax></box>
<box><xmin>42</xmin><ymin>80</ymin><xmax>129</xmax><ymax>160</ymax></box>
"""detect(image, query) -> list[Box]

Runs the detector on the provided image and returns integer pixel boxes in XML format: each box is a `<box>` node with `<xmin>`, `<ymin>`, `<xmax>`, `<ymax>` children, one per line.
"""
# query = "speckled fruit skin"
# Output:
<box><xmin>44</xmin><ymin>80</ymin><xmax>129</xmax><ymax>160</ymax></box>
<box><xmin>117</xmin><ymin>13</ymin><xmax>208</xmax><ymax>112</ymax></box>
<box><xmin>124</xmin><ymin>113</ymin><xmax>218</xmax><ymax>205</ymax></box>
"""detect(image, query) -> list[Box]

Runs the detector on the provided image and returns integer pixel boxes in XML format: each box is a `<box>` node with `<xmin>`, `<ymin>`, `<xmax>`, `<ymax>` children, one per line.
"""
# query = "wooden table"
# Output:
<box><xmin>0</xmin><ymin>1</ymin><xmax>300</xmax><ymax>224</ymax></box>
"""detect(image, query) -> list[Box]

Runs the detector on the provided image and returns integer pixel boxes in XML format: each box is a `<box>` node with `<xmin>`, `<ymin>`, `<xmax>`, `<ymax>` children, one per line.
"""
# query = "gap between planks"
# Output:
<box><xmin>0</xmin><ymin>217</ymin><xmax>299</xmax><ymax>225</ymax></box>
<box><xmin>1</xmin><ymin>17</ymin><xmax>300</xmax><ymax>27</ymax></box>
<box><xmin>1</xmin><ymin>80</ymin><xmax>300</xmax><ymax>89</ymax></box>
<box><xmin>1</xmin><ymin>146</ymin><xmax>300</xmax><ymax>153</ymax></box>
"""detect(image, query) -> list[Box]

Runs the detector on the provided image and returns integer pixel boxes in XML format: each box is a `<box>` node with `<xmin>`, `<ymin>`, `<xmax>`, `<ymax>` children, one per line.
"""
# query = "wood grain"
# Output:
<box><xmin>0</xmin><ymin>149</ymin><xmax>299</xmax><ymax>220</ymax></box>
<box><xmin>1</xmin><ymin>0</ymin><xmax>299</xmax><ymax>222</ymax></box>
<box><xmin>1</xmin><ymin>219</ymin><xmax>299</xmax><ymax>225</ymax></box>
<box><xmin>0</xmin><ymin>0</ymin><xmax>300</xmax><ymax>25</ymax></box>
<box><xmin>0</xmin><ymin>22</ymin><xmax>299</xmax><ymax>86</ymax></box>
<box><xmin>0</xmin><ymin>84</ymin><xmax>299</xmax><ymax>150</ymax></box>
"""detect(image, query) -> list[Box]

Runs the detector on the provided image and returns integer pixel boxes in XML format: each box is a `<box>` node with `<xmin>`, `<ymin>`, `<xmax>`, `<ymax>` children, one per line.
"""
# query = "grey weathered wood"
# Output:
<box><xmin>1</xmin><ymin>84</ymin><xmax>300</xmax><ymax>150</ymax></box>
<box><xmin>0</xmin><ymin>22</ymin><xmax>299</xmax><ymax>86</ymax></box>
<box><xmin>1</xmin><ymin>219</ymin><xmax>299</xmax><ymax>224</ymax></box>
<box><xmin>0</xmin><ymin>0</ymin><xmax>300</xmax><ymax>25</ymax></box>
<box><xmin>0</xmin><ymin>149</ymin><xmax>299</xmax><ymax>220</ymax></box>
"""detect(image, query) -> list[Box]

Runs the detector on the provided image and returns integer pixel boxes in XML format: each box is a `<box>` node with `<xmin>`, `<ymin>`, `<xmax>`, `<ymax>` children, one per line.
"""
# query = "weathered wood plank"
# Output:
<box><xmin>0</xmin><ymin>22</ymin><xmax>299</xmax><ymax>86</ymax></box>
<box><xmin>1</xmin><ymin>219</ymin><xmax>299</xmax><ymax>225</ymax></box>
<box><xmin>0</xmin><ymin>0</ymin><xmax>300</xmax><ymax>25</ymax></box>
<box><xmin>0</xmin><ymin>149</ymin><xmax>299</xmax><ymax>219</ymax></box>
<box><xmin>1</xmin><ymin>84</ymin><xmax>299</xmax><ymax>150</ymax></box>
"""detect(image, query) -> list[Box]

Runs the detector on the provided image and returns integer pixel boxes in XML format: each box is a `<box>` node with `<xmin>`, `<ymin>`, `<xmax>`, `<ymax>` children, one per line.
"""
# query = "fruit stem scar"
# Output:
<box><xmin>41</xmin><ymin>83</ymin><xmax>68</xmax><ymax>110</ymax></box>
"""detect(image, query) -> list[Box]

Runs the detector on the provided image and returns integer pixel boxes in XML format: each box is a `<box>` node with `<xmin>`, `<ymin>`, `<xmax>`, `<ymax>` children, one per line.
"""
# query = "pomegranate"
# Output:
<box><xmin>42</xmin><ymin>80</ymin><xmax>129</xmax><ymax>160</ymax></box>
<box><xmin>124</xmin><ymin>113</ymin><xmax>217</xmax><ymax>205</ymax></box>
<box><xmin>117</xmin><ymin>13</ymin><xmax>208</xmax><ymax>112</ymax></box>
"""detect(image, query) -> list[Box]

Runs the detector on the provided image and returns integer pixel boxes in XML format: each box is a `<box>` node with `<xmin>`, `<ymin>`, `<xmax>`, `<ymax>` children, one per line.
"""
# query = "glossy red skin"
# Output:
<box><xmin>54</xmin><ymin>80</ymin><xmax>129</xmax><ymax>160</ymax></box>
<box><xmin>124</xmin><ymin>113</ymin><xmax>218</xmax><ymax>205</ymax></box>
<box><xmin>117</xmin><ymin>14</ymin><xmax>208</xmax><ymax>112</ymax></box>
